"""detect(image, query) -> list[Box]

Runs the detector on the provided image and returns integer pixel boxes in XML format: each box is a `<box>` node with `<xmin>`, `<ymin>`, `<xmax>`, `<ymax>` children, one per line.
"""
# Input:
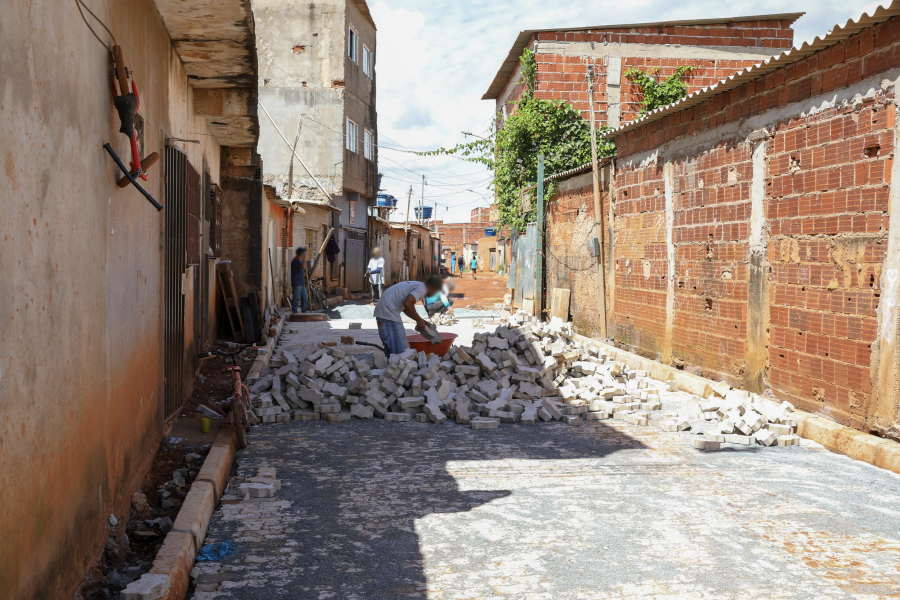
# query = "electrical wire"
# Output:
<box><xmin>73</xmin><ymin>0</ymin><xmax>116</xmax><ymax>50</ymax></box>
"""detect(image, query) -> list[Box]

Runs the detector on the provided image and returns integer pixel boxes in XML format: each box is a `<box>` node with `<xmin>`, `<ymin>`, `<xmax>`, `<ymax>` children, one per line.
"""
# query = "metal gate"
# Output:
<box><xmin>345</xmin><ymin>230</ymin><xmax>366</xmax><ymax>291</ymax></box>
<box><xmin>512</xmin><ymin>223</ymin><xmax>537</xmax><ymax>313</ymax></box>
<box><xmin>164</xmin><ymin>146</ymin><xmax>199</xmax><ymax>420</ymax></box>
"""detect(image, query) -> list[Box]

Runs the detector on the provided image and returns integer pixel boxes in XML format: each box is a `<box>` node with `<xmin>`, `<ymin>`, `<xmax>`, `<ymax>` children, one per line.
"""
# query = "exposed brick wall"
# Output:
<box><xmin>499</xmin><ymin>18</ymin><xmax>796</xmax><ymax>125</ymax></box>
<box><xmin>436</xmin><ymin>222</ymin><xmax>496</xmax><ymax>253</ymax></box>
<box><xmin>533</xmin><ymin>20</ymin><xmax>795</xmax><ymax>48</ymax></box>
<box><xmin>613</xmin><ymin>164</ymin><xmax>668</xmax><ymax>356</ymax></box>
<box><xmin>614</xmin><ymin>16</ymin><xmax>900</xmax><ymax>156</ymax></box>
<box><xmin>545</xmin><ymin>172</ymin><xmax>612</xmax><ymax>337</ymax></box>
<box><xmin>600</xmin><ymin>15</ymin><xmax>900</xmax><ymax>433</ymax></box>
<box><xmin>766</xmin><ymin>102</ymin><xmax>893</xmax><ymax>430</ymax></box>
<box><xmin>672</xmin><ymin>145</ymin><xmax>752</xmax><ymax>380</ymax></box>
<box><xmin>533</xmin><ymin>55</ymin><xmax>772</xmax><ymax>125</ymax></box>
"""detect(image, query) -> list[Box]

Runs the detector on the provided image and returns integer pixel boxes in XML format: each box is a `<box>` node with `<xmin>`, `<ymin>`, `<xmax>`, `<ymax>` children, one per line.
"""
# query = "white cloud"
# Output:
<box><xmin>370</xmin><ymin>0</ymin><xmax>877</xmax><ymax>223</ymax></box>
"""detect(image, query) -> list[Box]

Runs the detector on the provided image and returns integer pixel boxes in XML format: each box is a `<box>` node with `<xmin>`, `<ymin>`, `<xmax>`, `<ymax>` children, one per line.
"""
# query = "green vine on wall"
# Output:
<box><xmin>625</xmin><ymin>66</ymin><xmax>694</xmax><ymax>116</ymax></box>
<box><xmin>419</xmin><ymin>49</ymin><xmax>615</xmax><ymax>231</ymax></box>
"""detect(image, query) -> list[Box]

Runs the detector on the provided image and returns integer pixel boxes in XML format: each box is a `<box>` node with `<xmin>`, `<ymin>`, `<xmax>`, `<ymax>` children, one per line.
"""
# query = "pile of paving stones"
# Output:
<box><xmin>246</xmin><ymin>312</ymin><xmax>800</xmax><ymax>449</ymax></box>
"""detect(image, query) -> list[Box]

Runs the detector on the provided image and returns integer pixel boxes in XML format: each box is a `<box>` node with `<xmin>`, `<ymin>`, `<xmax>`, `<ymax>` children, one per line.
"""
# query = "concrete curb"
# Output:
<box><xmin>582</xmin><ymin>336</ymin><xmax>900</xmax><ymax>476</ymax></box>
<box><xmin>146</xmin><ymin>317</ymin><xmax>288</xmax><ymax>599</ymax></box>
<box><xmin>149</xmin><ymin>427</ymin><xmax>237</xmax><ymax>600</ymax></box>
<box><xmin>248</xmin><ymin>315</ymin><xmax>286</xmax><ymax>380</ymax></box>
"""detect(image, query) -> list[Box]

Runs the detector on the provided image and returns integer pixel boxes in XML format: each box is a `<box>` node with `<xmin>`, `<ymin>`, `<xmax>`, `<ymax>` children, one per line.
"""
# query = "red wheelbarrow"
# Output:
<box><xmin>355</xmin><ymin>332</ymin><xmax>458</xmax><ymax>357</ymax></box>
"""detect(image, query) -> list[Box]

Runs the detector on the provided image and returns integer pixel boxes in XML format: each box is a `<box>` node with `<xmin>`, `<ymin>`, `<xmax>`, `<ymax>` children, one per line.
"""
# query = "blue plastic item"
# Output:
<box><xmin>195</xmin><ymin>540</ymin><xmax>235</xmax><ymax>562</ymax></box>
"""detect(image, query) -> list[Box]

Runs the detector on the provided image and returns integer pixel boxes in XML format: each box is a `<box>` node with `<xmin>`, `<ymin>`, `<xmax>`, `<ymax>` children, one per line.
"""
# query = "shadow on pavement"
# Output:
<box><xmin>217</xmin><ymin>419</ymin><xmax>647</xmax><ymax>599</ymax></box>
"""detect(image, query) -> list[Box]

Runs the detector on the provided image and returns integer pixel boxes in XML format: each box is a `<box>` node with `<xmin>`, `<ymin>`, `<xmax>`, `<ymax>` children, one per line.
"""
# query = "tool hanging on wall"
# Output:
<box><xmin>102</xmin><ymin>44</ymin><xmax>162</xmax><ymax>210</ymax></box>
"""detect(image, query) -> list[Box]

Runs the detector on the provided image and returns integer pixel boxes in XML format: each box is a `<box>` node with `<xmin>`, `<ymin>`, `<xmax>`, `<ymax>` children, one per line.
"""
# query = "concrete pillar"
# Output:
<box><xmin>744</xmin><ymin>132</ymin><xmax>769</xmax><ymax>393</ymax></box>
<box><xmin>606</xmin><ymin>57</ymin><xmax>622</xmax><ymax>128</ymax></box>
<box><xmin>662</xmin><ymin>161</ymin><xmax>676</xmax><ymax>365</ymax></box>
<box><xmin>870</xmin><ymin>104</ymin><xmax>900</xmax><ymax>436</ymax></box>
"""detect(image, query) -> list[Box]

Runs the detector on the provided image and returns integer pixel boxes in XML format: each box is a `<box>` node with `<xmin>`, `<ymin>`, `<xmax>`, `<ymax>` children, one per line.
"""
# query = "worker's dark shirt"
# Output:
<box><xmin>291</xmin><ymin>257</ymin><xmax>306</xmax><ymax>287</ymax></box>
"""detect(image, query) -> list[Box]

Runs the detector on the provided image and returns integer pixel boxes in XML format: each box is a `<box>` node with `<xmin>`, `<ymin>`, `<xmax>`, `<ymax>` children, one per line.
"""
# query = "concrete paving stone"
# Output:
<box><xmin>385</xmin><ymin>412</ymin><xmax>412</xmax><ymax>422</ymax></box>
<box><xmin>119</xmin><ymin>573</ymin><xmax>170</xmax><ymax>600</ymax></box>
<box><xmin>470</xmin><ymin>417</ymin><xmax>500</xmax><ymax>430</ymax></box>
<box><xmin>323</xmin><ymin>411</ymin><xmax>351</xmax><ymax>423</ymax></box>
<box><xmin>313</xmin><ymin>404</ymin><xmax>341</xmax><ymax>414</ymax></box>
<box><xmin>291</xmin><ymin>410</ymin><xmax>320</xmax><ymax>421</ymax></box>
<box><xmin>725</xmin><ymin>434</ymin><xmax>756</xmax><ymax>445</ymax></box>
<box><xmin>239</xmin><ymin>482</ymin><xmax>275</xmax><ymax>498</ymax></box>
<box><xmin>349</xmin><ymin>403</ymin><xmax>374</xmax><ymax>419</ymax></box>
<box><xmin>584</xmin><ymin>411</ymin><xmax>610</xmax><ymax>421</ymax></box>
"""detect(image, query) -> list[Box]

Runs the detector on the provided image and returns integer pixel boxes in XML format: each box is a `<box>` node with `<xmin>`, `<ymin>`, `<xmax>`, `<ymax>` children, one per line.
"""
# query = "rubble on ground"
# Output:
<box><xmin>233</xmin><ymin>467</ymin><xmax>280</xmax><ymax>500</ymax></box>
<box><xmin>245</xmin><ymin>312</ymin><xmax>800</xmax><ymax>451</ymax></box>
<box><xmin>431</xmin><ymin>308</ymin><xmax>457</xmax><ymax>326</ymax></box>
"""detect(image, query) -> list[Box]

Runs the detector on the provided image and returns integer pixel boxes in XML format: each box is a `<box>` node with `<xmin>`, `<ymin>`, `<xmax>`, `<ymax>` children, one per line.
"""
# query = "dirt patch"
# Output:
<box><xmin>449</xmin><ymin>272</ymin><xmax>508</xmax><ymax>308</ymax></box>
<box><xmin>77</xmin><ymin>343</ymin><xmax>254</xmax><ymax>599</ymax></box>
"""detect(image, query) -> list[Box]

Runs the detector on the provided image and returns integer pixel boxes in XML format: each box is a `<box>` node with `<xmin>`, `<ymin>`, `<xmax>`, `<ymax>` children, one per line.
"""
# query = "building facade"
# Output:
<box><xmin>255</xmin><ymin>0</ymin><xmax>378</xmax><ymax>292</ymax></box>
<box><xmin>560</xmin><ymin>5</ymin><xmax>900</xmax><ymax>437</ymax></box>
<box><xmin>0</xmin><ymin>0</ymin><xmax>262</xmax><ymax>597</ymax></box>
<box><xmin>484</xmin><ymin>14</ymin><xmax>801</xmax><ymax>128</ymax></box>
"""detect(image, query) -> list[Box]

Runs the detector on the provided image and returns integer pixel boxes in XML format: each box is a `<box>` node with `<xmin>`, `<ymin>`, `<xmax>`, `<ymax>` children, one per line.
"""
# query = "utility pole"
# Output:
<box><xmin>587</xmin><ymin>65</ymin><xmax>609</xmax><ymax>339</ymax></box>
<box><xmin>286</xmin><ymin>118</ymin><xmax>302</xmax><ymax>199</ymax></box>
<box><xmin>420</xmin><ymin>175</ymin><xmax>426</xmax><ymax>225</ymax></box>
<box><xmin>536</xmin><ymin>154</ymin><xmax>544</xmax><ymax>319</ymax></box>
<box><xmin>404</xmin><ymin>186</ymin><xmax>413</xmax><ymax>280</ymax></box>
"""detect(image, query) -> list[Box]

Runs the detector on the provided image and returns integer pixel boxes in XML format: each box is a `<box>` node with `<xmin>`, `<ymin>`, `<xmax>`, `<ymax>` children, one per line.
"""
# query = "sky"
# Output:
<box><xmin>370</xmin><ymin>0</ymin><xmax>886</xmax><ymax>224</ymax></box>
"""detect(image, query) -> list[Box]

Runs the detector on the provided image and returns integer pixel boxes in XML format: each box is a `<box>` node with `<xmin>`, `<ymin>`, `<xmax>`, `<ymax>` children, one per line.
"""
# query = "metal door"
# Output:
<box><xmin>346</xmin><ymin>230</ymin><xmax>366</xmax><ymax>291</ymax></box>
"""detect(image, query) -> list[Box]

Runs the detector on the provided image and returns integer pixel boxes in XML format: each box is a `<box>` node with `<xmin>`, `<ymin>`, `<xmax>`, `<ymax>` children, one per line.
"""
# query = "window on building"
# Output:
<box><xmin>348</xmin><ymin>27</ymin><xmax>358</xmax><ymax>63</ymax></box>
<box><xmin>349</xmin><ymin>200</ymin><xmax>355</xmax><ymax>222</ymax></box>
<box><xmin>364</xmin><ymin>129</ymin><xmax>375</xmax><ymax>161</ymax></box>
<box><xmin>397</xmin><ymin>239</ymin><xmax>403</xmax><ymax>261</ymax></box>
<box><xmin>346</xmin><ymin>118</ymin><xmax>358</xmax><ymax>153</ymax></box>
<box><xmin>363</xmin><ymin>45</ymin><xmax>373</xmax><ymax>77</ymax></box>
<box><xmin>306</xmin><ymin>228</ymin><xmax>318</xmax><ymax>265</ymax></box>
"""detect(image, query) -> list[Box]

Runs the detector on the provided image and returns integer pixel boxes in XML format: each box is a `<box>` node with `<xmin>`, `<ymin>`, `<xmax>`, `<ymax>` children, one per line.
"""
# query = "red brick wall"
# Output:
<box><xmin>436</xmin><ymin>222</ymin><xmax>495</xmax><ymax>253</ymax></box>
<box><xmin>533</xmin><ymin>55</ymin><xmax>774</xmax><ymax>126</ymax></box>
<box><xmin>533</xmin><ymin>20</ymin><xmax>795</xmax><ymax>48</ymax></box>
<box><xmin>545</xmin><ymin>172</ymin><xmax>612</xmax><ymax>337</ymax></box>
<box><xmin>614</xmin><ymin>17</ymin><xmax>900</xmax><ymax>157</ymax></box>
<box><xmin>766</xmin><ymin>102</ymin><xmax>893</xmax><ymax>430</ymax></box>
<box><xmin>672</xmin><ymin>144</ymin><xmax>751</xmax><ymax>379</ymax></box>
<box><xmin>500</xmin><ymin>19</ymin><xmax>795</xmax><ymax>124</ymax></box>
<box><xmin>613</xmin><ymin>163</ymin><xmax>668</xmax><ymax>356</ymax></box>
<box><xmin>605</xmin><ymin>15</ymin><xmax>900</xmax><ymax>431</ymax></box>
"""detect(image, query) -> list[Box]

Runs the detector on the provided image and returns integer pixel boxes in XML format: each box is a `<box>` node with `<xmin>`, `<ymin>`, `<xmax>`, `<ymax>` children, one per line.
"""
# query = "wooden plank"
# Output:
<box><xmin>216</xmin><ymin>261</ymin><xmax>246</xmax><ymax>341</ymax></box>
<box><xmin>550</xmin><ymin>288</ymin><xmax>571</xmax><ymax>321</ymax></box>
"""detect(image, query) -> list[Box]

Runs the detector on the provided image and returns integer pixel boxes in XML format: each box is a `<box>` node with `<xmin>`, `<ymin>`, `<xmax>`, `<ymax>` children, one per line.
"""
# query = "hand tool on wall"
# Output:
<box><xmin>107</xmin><ymin>45</ymin><xmax>161</xmax><ymax>192</ymax></box>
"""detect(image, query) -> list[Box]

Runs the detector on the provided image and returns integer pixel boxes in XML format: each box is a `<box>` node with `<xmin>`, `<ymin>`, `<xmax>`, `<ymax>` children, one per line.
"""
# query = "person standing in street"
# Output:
<box><xmin>470</xmin><ymin>256</ymin><xmax>478</xmax><ymax>280</ymax></box>
<box><xmin>291</xmin><ymin>247</ymin><xmax>308</xmax><ymax>313</ymax></box>
<box><xmin>366</xmin><ymin>247</ymin><xmax>385</xmax><ymax>303</ymax></box>
<box><xmin>373</xmin><ymin>275</ymin><xmax>443</xmax><ymax>356</ymax></box>
<box><xmin>457</xmin><ymin>255</ymin><xmax>464</xmax><ymax>277</ymax></box>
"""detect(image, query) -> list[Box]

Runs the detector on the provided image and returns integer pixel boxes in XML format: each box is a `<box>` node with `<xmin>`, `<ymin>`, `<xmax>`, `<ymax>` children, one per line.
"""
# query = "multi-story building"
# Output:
<box><xmin>255</xmin><ymin>0</ymin><xmax>378</xmax><ymax>292</ymax></box>
<box><xmin>483</xmin><ymin>14</ymin><xmax>801</xmax><ymax>128</ymax></box>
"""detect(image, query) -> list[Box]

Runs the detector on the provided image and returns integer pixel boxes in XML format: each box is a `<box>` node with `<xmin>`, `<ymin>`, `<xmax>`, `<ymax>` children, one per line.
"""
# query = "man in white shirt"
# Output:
<box><xmin>374</xmin><ymin>275</ymin><xmax>443</xmax><ymax>356</ymax></box>
<box><xmin>366</xmin><ymin>247</ymin><xmax>386</xmax><ymax>302</ymax></box>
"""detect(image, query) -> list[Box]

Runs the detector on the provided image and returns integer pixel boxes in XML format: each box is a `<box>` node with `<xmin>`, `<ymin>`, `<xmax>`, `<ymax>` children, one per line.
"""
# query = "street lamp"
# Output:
<box><xmin>467</xmin><ymin>189</ymin><xmax>489</xmax><ymax>201</ymax></box>
<box><xmin>462</xmin><ymin>131</ymin><xmax>486</xmax><ymax>140</ymax></box>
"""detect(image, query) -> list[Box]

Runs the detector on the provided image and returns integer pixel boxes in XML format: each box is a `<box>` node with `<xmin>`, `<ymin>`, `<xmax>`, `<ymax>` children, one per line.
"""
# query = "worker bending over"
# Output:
<box><xmin>424</xmin><ymin>276</ymin><xmax>455</xmax><ymax>316</ymax></box>
<box><xmin>374</xmin><ymin>275</ymin><xmax>443</xmax><ymax>356</ymax></box>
